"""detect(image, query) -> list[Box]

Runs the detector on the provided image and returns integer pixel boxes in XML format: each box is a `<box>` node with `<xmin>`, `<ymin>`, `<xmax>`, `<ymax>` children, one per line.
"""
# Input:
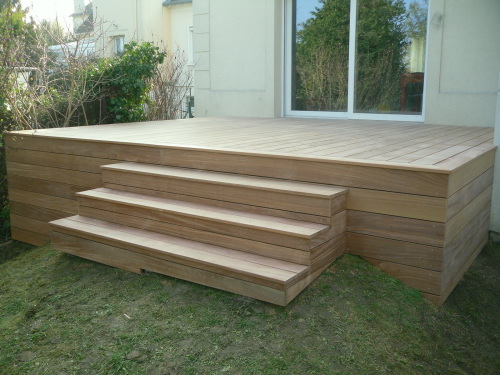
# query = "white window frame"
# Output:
<box><xmin>112</xmin><ymin>35</ymin><xmax>125</xmax><ymax>56</ymax></box>
<box><xmin>283</xmin><ymin>0</ymin><xmax>429</xmax><ymax>122</ymax></box>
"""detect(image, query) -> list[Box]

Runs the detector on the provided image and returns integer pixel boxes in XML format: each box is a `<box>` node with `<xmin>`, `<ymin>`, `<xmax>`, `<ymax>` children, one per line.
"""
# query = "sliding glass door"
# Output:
<box><xmin>286</xmin><ymin>0</ymin><xmax>428</xmax><ymax>120</ymax></box>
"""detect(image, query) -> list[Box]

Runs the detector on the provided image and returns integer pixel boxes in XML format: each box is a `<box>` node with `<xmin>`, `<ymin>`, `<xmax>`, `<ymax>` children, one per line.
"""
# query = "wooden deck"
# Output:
<box><xmin>5</xmin><ymin>117</ymin><xmax>496</xmax><ymax>305</ymax></box>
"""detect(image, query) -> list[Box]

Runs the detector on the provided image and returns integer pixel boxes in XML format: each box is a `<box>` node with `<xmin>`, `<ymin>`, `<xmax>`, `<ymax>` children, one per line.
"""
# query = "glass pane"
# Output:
<box><xmin>291</xmin><ymin>0</ymin><xmax>350</xmax><ymax>112</ymax></box>
<box><xmin>354</xmin><ymin>0</ymin><xmax>428</xmax><ymax>115</ymax></box>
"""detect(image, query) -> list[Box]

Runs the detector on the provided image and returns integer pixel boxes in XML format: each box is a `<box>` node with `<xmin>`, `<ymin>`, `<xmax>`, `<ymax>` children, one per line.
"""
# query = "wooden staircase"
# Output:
<box><xmin>50</xmin><ymin>162</ymin><xmax>348</xmax><ymax>305</ymax></box>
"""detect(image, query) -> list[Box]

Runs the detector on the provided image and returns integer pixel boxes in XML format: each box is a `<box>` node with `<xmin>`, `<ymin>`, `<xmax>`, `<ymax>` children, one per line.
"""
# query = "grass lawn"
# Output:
<box><xmin>0</xmin><ymin>240</ymin><xmax>498</xmax><ymax>375</ymax></box>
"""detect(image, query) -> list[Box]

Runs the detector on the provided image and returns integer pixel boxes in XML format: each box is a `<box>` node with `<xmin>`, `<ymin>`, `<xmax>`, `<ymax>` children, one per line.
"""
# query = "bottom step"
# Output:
<box><xmin>50</xmin><ymin>216</ymin><xmax>342</xmax><ymax>305</ymax></box>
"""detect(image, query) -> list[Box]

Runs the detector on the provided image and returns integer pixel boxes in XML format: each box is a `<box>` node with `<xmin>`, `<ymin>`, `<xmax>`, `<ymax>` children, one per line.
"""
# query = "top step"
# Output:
<box><xmin>101</xmin><ymin>162</ymin><xmax>347</xmax><ymax>217</ymax></box>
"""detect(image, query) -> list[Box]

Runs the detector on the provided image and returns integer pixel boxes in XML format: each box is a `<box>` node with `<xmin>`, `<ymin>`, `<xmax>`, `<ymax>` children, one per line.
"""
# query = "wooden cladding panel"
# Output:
<box><xmin>103</xmin><ymin>182</ymin><xmax>331</xmax><ymax>225</ymax></box>
<box><xmin>102</xmin><ymin>168</ymin><xmax>335</xmax><ymax>217</ymax></box>
<box><xmin>10</xmin><ymin>202</ymin><xmax>69</xmax><ymax>223</ymax></box>
<box><xmin>5</xmin><ymin>134</ymin><xmax>162</xmax><ymax>163</ymax></box>
<box><xmin>9</xmin><ymin>189</ymin><xmax>78</xmax><ymax>215</ymax></box>
<box><xmin>6</xmin><ymin>148</ymin><xmax>115</xmax><ymax>173</ymax></box>
<box><xmin>363</xmin><ymin>257</ymin><xmax>442</xmax><ymax>295</ymax></box>
<box><xmin>7</xmin><ymin>162</ymin><xmax>101</xmax><ymax>188</ymax></box>
<box><xmin>8</xmin><ymin>175</ymin><xmax>87</xmax><ymax>200</ymax></box>
<box><xmin>79</xmin><ymin>205</ymin><xmax>312</xmax><ymax>265</ymax></box>
<box><xmin>446</xmin><ymin>168</ymin><xmax>494</xmax><ymax>221</ymax></box>
<box><xmin>446</xmin><ymin>148</ymin><xmax>496</xmax><ymax>196</ymax></box>
<box><xmin>347</xmin><ymin>188</ymin><xmax>446</xmax><ymax>222</ymax></box>
<box><xmin>347</xmin><ymin>210</ymin><xmax>445</xmax><ymax>247</ymax></box>
<box><xmin>11</xmin><ymin>227</ymin><xmax>49</xmax><ymax>246</ymax></box>
<box><xmin>445</xmin><ymin>187</ymin><xmax>493</xmax><ymax>243</ymax></box>
<box><xmin>346</xmin><ymin>233</ymin><xmax>443</xmax><ymax>271</ymax></box>
<box><xmin>159</xmin><ymin>149</ymin><xmax>449</xmax><ymax>197</ymax></box>
<box><xmin>52</xmin><ymin>232</ymin><xmax>288</xmax><ymax>305</ymax></box>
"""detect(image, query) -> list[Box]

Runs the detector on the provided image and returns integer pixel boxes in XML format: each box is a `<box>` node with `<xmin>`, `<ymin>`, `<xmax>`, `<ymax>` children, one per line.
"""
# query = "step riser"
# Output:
<box><xmin>52</xmin><ymin>223</ymin><xmax>304</xmax><ymax>290</ymax></box>
<box><xmin>102</xmin><ymin>169</ymin><xmax>335</xmax><ymax>217</ymax></box>
<box><xmin>78</xmin><ymin>197</ymin><xmax>324</xmax><ymax>251</ymax></box>
<box><xmin>52</xmin><ymin>232</ymin><xmax>290</xmax><ymax>306</ymax></box>
<box><xmin>79</xmin><ymin>205</ymin><xmax>312</xmax><ymax>265</ymax></box>
<box><xmin>103</xmin><ymin>182</ymin><xmax>332</xmax><ymax>225</ymax></box>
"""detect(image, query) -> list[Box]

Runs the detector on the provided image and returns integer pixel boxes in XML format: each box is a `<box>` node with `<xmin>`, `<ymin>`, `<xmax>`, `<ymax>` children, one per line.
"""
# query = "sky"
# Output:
<box><xmin>20</xmin><ymin>0</ymin><xmax>77</xmax><ymax>29</ymax></box>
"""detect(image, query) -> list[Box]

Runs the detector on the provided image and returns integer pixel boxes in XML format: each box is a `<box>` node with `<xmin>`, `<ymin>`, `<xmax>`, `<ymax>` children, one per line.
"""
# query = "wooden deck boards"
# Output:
<box><xmin>5</xmin><ymin>117</ymin><xmax>496</xmax><ymax>305</ymax></box>
<box><xmin>13</xmin><ymin>117</ymin><xmax>493</xmax><ymax>170</ymax></box>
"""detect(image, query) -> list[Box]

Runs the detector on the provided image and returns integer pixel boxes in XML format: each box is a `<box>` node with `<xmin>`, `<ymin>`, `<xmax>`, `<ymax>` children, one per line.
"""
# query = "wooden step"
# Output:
<box><xmin>101</xmin><ymin>162</ymin><xmax>347</xmax><ymax>217</ymax></box>
<box><xmin>77</xmin><ymin>188</ymin><xmax>335</xmax><ymax>250</ymax></box>
<box><xmin>50</xmin><ymin>216</ymin><xmax>313</xmax><ymax>305</ymax></box>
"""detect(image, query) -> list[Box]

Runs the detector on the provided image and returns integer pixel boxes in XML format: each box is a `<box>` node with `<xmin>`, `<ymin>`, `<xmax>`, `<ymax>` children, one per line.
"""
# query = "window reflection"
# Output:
<box><xmin>292</xmin><ymin>0</ymin><xmax>349</xmax><ymax>112</ymax></box>
<box><xmin>291</xmin><ymin>0</ymin><xmax>428</xmax><ymax>116</ymax></box>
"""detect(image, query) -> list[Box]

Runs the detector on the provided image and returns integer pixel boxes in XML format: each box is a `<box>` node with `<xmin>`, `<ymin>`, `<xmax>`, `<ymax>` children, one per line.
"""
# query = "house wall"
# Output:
<box><xmin>192</xmin><ymin>0</ymin><xmax>499</xmax><ymax>235</ymax></box>
<box><xmin>423</xmin><ymin>0</ymin><xmax>500</xmax><ymax>235</ymax></box>
<box><xmin>193</xmin><ymin>0</ymin><xmax>282</xmax><ymax>117</ymax></box>
<box><xmin>93</xmin><ymin>0</ymin><xmax>139</xmax><ymax>55</ymax></box>
<box><xmin>92</xmin><ymin>0</ymin><xmax>192</xmax><ymax>58</ymax></box>
<box><xmin>491</xmin><ymin>73</ymin><xmax>500</xmax><ymax>238</ymax></box>
<box><xmin>424</xmin><ymin>0</ymin><xmax>500</xmax><ymax>128</ymax></box>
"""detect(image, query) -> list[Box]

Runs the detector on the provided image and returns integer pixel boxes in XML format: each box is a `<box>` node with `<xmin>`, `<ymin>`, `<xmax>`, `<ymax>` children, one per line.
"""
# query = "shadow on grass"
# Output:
<box><xmin>0</xmin><ymin>240</ymin><xmax>35</xmax><ymax>265</ymax></box>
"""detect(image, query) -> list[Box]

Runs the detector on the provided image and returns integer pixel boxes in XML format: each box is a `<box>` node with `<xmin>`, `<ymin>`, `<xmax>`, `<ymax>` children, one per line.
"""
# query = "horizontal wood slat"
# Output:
<box><xmin>346</xmin><ymin>210</ymin><xmax>445</xmax><ymax>247</ymax></box>
<box><xmin>7</xmin><ymin>162</ymin><xmax>101</xmax><ymax>188</ymax></box>
<box><xmin>159</xmin><ymin>148</ymin><xmax>450</xmax><ymax>197</ymax></box>
<box><xmin>363</xmin><ymin>257</ymin><xmax>442</xmax><ymax>295</ymax></box>
<box><xmin>8</xmin><ymin>175</ymin><xmax>86</xmax><ymax>200</ymax></box>
<box><xmin>102</xmin><ymin>162</ymin><xmax>346</xmax><ymax>217</ymax></box>
<box><xmin>9</xmin><ymin>189</ymin><xmax>78</xmax><ymax>215</ymax></box>
<box><xmin>6</xmin><ymin>148</ymin><xmax>115</xmax><ymax>173</ymax></box>
<box><xmin>79</xmin><ymin>205</ymin><xmax>312</xmax><ymax>265</ymax></box>
<box><xmin>51</xmin><ymin>216</ymin><xmax>309</xmax><ymax>290</ymax></box>
<box><xmin>103</xmin><ymin>182</ymin><xmax>332</xmax><ymax>224</ymax></box>
<box><xmin>52</xmin><ymin>232</ymin><xmax>288</xmax><ymax>305</ymax></box>
<box><xmin>347</xmin><ymin>233</ymin><xmax>443</xmax><ymax>271</ymax></box>
<box><xmin>347</xmin><ymin>188</ymin><xmax>447</xmax><ymax>222</ymax></box>
<box><xmin>446</xmin><ymin>168</ymin><xmax>494</xmax><ymax>221</ymax></box>
<box><xmin>11</xmin><ymin>227</ymin><xmax>49</xmax><ymax>247</ymax></box>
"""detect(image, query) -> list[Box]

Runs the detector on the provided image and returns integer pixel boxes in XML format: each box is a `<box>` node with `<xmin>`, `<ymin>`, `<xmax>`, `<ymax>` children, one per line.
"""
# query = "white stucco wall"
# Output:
<box><xmin>92</xmin><ymin>0</ymin><xmax>192</xmax><ymax>58</ymax></box>
<box><xmin>424</xmin><ymin>0</ymin><xmax>500</xmax><ymax>127</ymax></box>
<box><xmin>491</xmin><ymin>74</ymin><xmax>500</xmax><ymax>237</ymax></box>
<box><xmin>193</xmin><ymin>0</ymin><xmax>282</xmax><ymax>117</ymax></box>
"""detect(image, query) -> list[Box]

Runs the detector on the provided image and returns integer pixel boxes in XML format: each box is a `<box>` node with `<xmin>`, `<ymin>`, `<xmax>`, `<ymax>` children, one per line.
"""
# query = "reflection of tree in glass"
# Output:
<box><xmin>295</xmin><ymin>0</ymin><xmax>410</xmax><ymax>113</ymax></box>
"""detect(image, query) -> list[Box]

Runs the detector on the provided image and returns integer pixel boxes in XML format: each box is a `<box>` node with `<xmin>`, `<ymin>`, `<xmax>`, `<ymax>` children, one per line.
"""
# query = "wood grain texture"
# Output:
<box><xmin>443</xmin><ymin>205</ymin><xmax>490</xmax><ymax>283</ymax></box>
<box><xmin>9</xmin><ymin>189</ymin><xmax>78</xmax><ymax>214</ymax></box>
<box><xmin>160</xmin><ymin>148</ymin><xmax>449</xmax><ymax>197</ymax></box>
<box><xmin>347</xmin><ymin>188</ymin><xmax>447</xmax><ymax>222</ymax></box>
<box><xmin>363</xmin><ymin>257</ymin><xmax>442</xmax><ymax>294</ymax></box>
<box><xmin>446</xmin><ymin>148</ymin><xmax>496</xmax><ymax>196</ymax></box>
<box><xmin>7</xmin><ymin>162</ymin><xmax>101</xmax><ymax>188</ymax></box>
<box><xmin>102</xmin><ymin>165</ymin><xmax>345</xmax><ymax>217</ymax></box>
<box><xmin>79</xmin><ymin>205</ymin><xmax>311</xmax><ymax>265</ymax></box>
<box><xmin>51</xmin><ymin>216</ymin><xmax>309</xmax><ymax>290</ymax></box>
<box><xmin>6</xmin><ymin>148</ymin><xmax>115</xmax><ymax>173</ymax></box>
<box><xmin>11</xmin><ymin>227</ymin><xmax>49</xmax><ymax>246</ymax></box>
<box><xmin>445</xmin><ymin>188</ymin><xmax>492</xmax><ymax>243</ymax></box>
<box><xmin>77</xmin><ymin>188</ymin><xmax>331</xmax><ymax>250</ymax></box>
<box><xmin>8</xmin><ymin>175</ymin><xmax>86</xmax><ymax>200</ymax></box>
<box><xmin>9</xmin><ymin>201</ymin><xmax>69</xmax><ymax>223</ymax></box>
<box><xmin>346</xmin><ymin>233</ymin><xmax>443</xmax><ymax>271</ymax></box>
<box><xmin>103</xmin><ymin>182</ymin><xmax>332</xmax><ymax>224</ymax></box>
<box><xmin>52</xmin><ymin>232</ymin><xmax>288</xmax><ymax>305</ymax></box>
<box><xmin>10</xmin><ymin>214</ymin><xmax>52</xmax><ymax>236</ymax></box>
<box><xmin>6</xmin><ymin>134</ymin><xmax>162</xmax><ymax>163</ymax></box>
<box><xmin>346</xmin><ymin>210</ymin><xmax>445</xmax><ymax>247</ymax></box>
<box><xmin>446</xmin><ymin>168</ymin><xmax>494</xmax><ymax>221</ymax></box>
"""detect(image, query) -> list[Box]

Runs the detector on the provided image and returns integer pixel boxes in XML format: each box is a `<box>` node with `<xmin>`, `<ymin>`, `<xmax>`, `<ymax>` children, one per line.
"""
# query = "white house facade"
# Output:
<box><xmin>191</xmin><ymin>0</ymin><xmax>500</xmax><ymax>237</ymax></box>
